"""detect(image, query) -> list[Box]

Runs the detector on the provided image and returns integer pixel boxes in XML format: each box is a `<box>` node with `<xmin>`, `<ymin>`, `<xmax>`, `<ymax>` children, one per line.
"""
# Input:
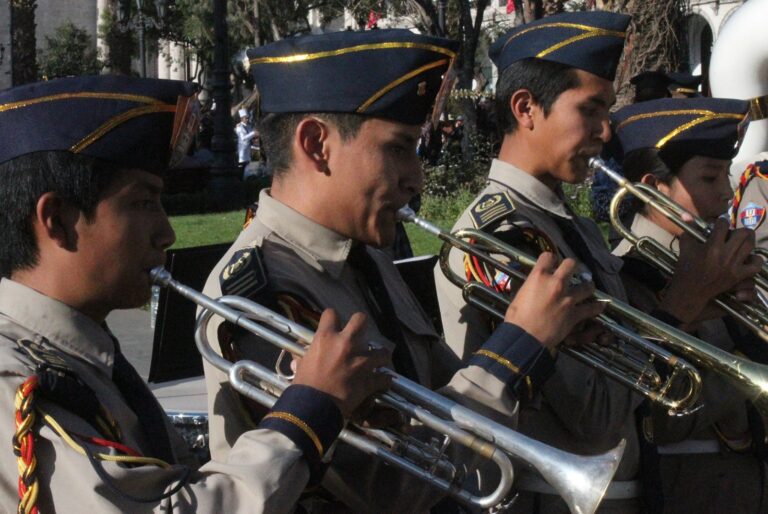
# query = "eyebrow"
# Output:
<box><xmin>392</xmin><ymin>131</ymin><xmax>419</xmax><ymax>146</ymax></box>
<box><xmin>129</xmin><ymin>180</ymin><xmax>164</xmax><ymax>195</ymax></box>
<box><xmin>587</xmin><ymin>95</ymin><xmax>615</xmax><ymax>109</ymax></box>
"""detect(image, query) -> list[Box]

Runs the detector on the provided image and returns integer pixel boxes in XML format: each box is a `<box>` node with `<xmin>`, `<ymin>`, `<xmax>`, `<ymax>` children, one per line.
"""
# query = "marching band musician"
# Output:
<box><xmin>611</xmin><ymin>97</ymin><xmax>767</xmax><ymax>513</ymax></box>
<box><xmin>0</xmin><ymin>75</ymin><xmax>391</xmax><ymax>513</ymax></box>
<box><xmin>434</xmin><ymin>11</ymin><xmax>761</xmax><ymax>513</ymax></box>
<box><xmin>200</xmin><ymin>29</ymin><xmax>604</xmax><ymax>513</ymax></box>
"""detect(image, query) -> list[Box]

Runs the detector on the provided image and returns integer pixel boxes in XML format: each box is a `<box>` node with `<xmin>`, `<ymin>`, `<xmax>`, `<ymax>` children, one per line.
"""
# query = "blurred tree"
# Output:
<box><xmin>38</xmin><ymin>22</ymin><xmax>102</xmax><ymax>79</ymax></box>
<box><xmin>10</xmin><ymin>0</ymin><xmax>37</xmax><ymax>85</ymax></box>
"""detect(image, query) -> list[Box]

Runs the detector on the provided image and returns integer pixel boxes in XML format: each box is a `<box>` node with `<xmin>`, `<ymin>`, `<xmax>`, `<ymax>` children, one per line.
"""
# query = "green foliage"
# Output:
<box><xmin>422</xmin><ymin>133</ymin><xmax>493</xmax><ymax>197</ymax></box>
<box><xmin>169</xmin><ymin>211</ymin><xmax>243</xmax><ymax>250</ymax></box>
<box><xmin>562</xmin><ymin>182</ymin><xmax>594</xmax><ymax>218</ymax></box>
<box><xmin>38</xmin><ymin>22</ymin><xmax>102</xmax><ymax>80</ymax></box>
<box><xmin>98</xmin><ymin>4</ymin><xmax>135</xmax><ymax>75</ymax></box>
<box><xmin>11</xmin><ymin>0</ymin><xmax>37</xmax><ymax>85</ymax></box>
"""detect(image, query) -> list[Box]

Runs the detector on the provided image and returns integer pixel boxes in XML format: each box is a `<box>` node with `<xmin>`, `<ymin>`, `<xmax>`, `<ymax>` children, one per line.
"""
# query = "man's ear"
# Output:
<box><xmin>295</xmin><ymin>117</ymin><xmax>331</xmax><ymax>174</ymax></box>
<box><xmin>640</xmin><ymin>173</ymin><xmax>660</xmax><ymax>188</ymax></box>
<box><xmin>509</xmin><ymin>89</ymin><xmax>538</xmax><ymax>130</ymax></box>
<box><xmin>34</xmin><ymin>192</ymin><xmax>80</xmax><ymax>251</ymax></box>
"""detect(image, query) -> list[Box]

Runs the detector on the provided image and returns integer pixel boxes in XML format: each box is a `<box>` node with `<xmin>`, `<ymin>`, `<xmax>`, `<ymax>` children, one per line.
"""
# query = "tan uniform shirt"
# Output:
<box><xmin>201</xmin><ymin>189</ymin><xmax>544</xmax><ymax>513</ymax></box>
<box><xmin>614</xmin><ymin>214</ymin><xmax>766</xmax><ymax>513</ymax></box>
<box><xmin>0</xmin><ymin>278</ymin><xmax>311</xmax><ymax>513</ymax></box>
<box><xmin>435</xmin><ymin>159</ymin><xmax>642</xmax><ymax>485</ymax></box>
<box><xmin>732</xmin><ymin>153</ymin><xmax>768</xmax><ymax>252</ymax></box>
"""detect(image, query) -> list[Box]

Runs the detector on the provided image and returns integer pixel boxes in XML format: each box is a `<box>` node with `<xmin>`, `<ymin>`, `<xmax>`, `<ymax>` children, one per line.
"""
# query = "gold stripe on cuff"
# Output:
<box><xmin>475</xmin><ymin>349</ymin><xmax>521</xmax><ymax>374</ymax></box>
<box><xmin>263</xmin><ymin>411</ymin><xmax>324</xmax><ymax>456</ymax></box>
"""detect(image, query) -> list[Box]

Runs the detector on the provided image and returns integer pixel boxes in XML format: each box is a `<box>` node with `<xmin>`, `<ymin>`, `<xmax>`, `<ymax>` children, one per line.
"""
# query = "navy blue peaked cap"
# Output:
<box><xmin>247</xmin><ymin>29</ymin><xmax>459</xmax><ymax>125</ymax></box>
<box><xmin>490</xmin><ymin>11</ymin><xmax>630</xmax><ymax>81</ymax></box>
<box><xmin>0</xmin><ymin>75</ymin><xmax>201</xmax><ymax>171</ymax></box>
<box><xmin>613</xmin><ymin>97</ymin><xmax>750</xmax><ymax>160</ymax></box>
<box><xmin>630</xmin><ymin>70</ymin><xmax>702</xmax><ymax>100</ymax></box>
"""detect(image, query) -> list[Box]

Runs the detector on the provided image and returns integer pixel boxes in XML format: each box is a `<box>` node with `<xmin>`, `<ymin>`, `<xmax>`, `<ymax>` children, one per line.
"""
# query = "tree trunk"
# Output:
<box><xmin>455</xmin><ymin>0</ymin><xmax>488</xmax><ymax>161</ymax></box>
<box><xmin>10</xmin><ymin>0</ymin><xmax>37</xmax><ymax>85</ymax></box>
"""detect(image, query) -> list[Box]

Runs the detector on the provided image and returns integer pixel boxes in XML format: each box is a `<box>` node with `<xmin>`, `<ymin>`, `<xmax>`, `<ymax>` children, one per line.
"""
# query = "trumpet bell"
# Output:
<box><xmin>152</xmin><ymin>267</ymin><xmax>625</xmax><ymax>514</ymax></box>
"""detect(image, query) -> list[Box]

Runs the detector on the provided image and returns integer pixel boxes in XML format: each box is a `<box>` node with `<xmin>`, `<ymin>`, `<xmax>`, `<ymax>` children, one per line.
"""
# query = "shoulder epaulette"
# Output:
<box><xmin>13</xmin><ymin>338</ymin><xmax>117</xmax><ymax>438</ymax></box>
<box><xmin>14</xmin><ymin>338</ymin><xmax>71</xmax><ymax>375</ymax></box>
<box><xmin>470</xmin><ymin>191</ymin><xmax>516</xmax><ymax>229</ymax></box>
<box><xmin>220</xmin><ymin>246</ymin><xmax>268</xmax><ymax>298</ymax></box>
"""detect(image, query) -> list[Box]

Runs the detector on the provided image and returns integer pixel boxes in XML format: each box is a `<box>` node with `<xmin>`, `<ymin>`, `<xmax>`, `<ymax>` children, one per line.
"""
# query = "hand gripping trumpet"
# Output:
<box><xmin>398</xmin><ymin>207</ymin><xmax>703</xmax><ymax>416</ymax></box>
<box><xmin>591</xmin><ymin>156</ymin><xmax>768</xmax><ymax>344</ymax></box>
<box><xmin>151</xmin><ymin>267</ymin><xmax>626</xmax><ymax>514</ymax></box>
<box><xmin>398</xmin><ymin>206</ymin><xmax>768</xmax><ymax>420</ymax></box>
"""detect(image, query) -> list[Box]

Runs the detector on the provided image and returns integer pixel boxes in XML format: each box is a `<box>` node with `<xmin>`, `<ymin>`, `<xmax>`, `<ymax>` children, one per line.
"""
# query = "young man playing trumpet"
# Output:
<box><xmin>0</xmin><ymin>75</ymin><xmax>390</xmax><ymax>513</ymax></box>
<box><xmin>435</xmin><ymin>11</ymin><xmax>761</xmax><ymax>513</ymax></box>
<box><xmin>611</xmin><ymin>97</ymin><xmax>767</xmax><ymax>513</ymax></box>
<box><xmin>201</xmin><ymin>29</ymin><xmax>606</xmax><ymax>513</ymax></box>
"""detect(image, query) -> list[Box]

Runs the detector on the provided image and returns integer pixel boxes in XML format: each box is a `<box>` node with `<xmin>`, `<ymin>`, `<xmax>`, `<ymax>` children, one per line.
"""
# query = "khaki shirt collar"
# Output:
<box><xmin>256</xmin><ymin>189</ymin><xmax>354</xmax><ymax>278</ymax></box>
<box><xmin>613</xmin><ymin>214</ymin><xmax>678</xmax><ymax>257</ymax></box>
<box><xmin>488</xmin><ymin>159</ymin><xmax>571</xmax><ymax>219</ymax></box>
<box><xmin>0</xmin><ymin>279</ymin><xmax>115</xmax><ymax>375</ymax></box>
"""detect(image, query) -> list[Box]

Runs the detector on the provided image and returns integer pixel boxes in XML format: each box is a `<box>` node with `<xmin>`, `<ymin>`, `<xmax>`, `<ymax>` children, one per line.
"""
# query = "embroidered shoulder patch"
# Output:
<box><xmin>739</xmin><ymin>202</ymin><xmax>766</xmax><ymax>230</ymax></box>
<box><xmin>470</xmin><ymin>191</ymin><xmax>516</xmax><ymax>228</ymax></box>
<box><xmin>220</xmin><ymin>247</ymin><xmax>268</xmax><ymax>298</ymax></box>
<box><xmin>15</xmin><ymin>338</ymin><xmax>70</xmax><ymax>374</ymax></box>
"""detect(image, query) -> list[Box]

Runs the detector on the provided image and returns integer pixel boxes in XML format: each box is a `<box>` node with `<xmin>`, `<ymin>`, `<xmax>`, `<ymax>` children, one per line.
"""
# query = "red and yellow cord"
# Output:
<box><xmin>14</xmin><ymin>376</ymin><xmax>39</xmax><ymax>514</ymax></box>
<box><xmin>12</xmin><ymin>375</ymin><xmax>174</xmax><ymax>514</ymax></box>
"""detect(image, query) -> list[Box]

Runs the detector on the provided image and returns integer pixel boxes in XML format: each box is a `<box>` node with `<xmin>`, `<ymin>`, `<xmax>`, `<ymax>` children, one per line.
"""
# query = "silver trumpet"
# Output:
<box><xmin>591</xmin><ymin>155</ymin><xmax>768</xmax><ymax>344</ymax></box>
<box><xmin>151</xmin><ymin>267</ymin><xmax>626</xmax><ymax>514</ymax></box>
<box><xmin>398</xmin><ymin>207</ymin><xmax>702</xmax><ymax>417</ymax></box>
<box><xmin>398</xmin><ymin>206</ymin><xmax>768</xmax><ymax>420</ymax></box>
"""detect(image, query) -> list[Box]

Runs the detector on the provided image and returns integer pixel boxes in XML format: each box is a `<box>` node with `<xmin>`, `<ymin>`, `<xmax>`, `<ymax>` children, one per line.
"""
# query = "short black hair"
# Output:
<box><xmin>259</xmin><ymin>112</ymin><xmax>367</xmax><ymax>177</ymax></box>
<box><xmin>0</xmin><ymin>152</ymin><xmax>115</xmax><ymax>278</ymax></box>
<box><xmin>495</xmin><ymin>58</ymin><xmax>582</xmax><ymax>135</ymax></box>
<box><xmin>622</xmin><ymin>147</ymin><xmax>693</xmax><ymax>216</ymax></box>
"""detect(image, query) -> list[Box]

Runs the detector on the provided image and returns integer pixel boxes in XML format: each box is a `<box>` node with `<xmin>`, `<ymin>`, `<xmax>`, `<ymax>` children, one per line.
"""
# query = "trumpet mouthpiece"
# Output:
<box><xmin>150</xmin><ymin>267</ymin><xmax>171</xmax><ymax>287</ymax></box>
<box><xmin>396</xmin><ymin>206</ymin><xmax>416</xmax><ymax>222</ymax></box>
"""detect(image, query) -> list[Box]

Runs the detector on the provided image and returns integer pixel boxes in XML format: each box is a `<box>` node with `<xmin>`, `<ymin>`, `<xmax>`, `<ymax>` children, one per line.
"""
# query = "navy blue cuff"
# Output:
<box><xmin>651</xmin><ymin>309</ymin><xmax>683</xmax><ymax>329</ymax></box>
<box><xmin>467</xmin><ymin>322</ymin><xmax>555</xmax><ymax>397</ymax></box>
<box><xmin>259</xmin><ymin>384</ymin><xmax>343</xmax><ymax>485</ymax></box>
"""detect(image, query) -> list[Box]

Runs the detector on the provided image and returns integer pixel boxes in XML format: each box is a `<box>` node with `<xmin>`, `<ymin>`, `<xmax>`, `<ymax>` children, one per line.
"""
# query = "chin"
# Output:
<box><xmin>120</xmin><ymin>285</ymin><xmax>153</xmax><ymax>310</ymax></box>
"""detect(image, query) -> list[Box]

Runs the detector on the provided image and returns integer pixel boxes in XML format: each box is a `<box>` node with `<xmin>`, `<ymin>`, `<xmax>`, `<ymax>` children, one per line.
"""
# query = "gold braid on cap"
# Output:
<box><xmin>615</xmin><ymin>109</ymin><xmax>745</xmax><ymax>149</ymax></box>
<box><xmin>501</xmin><ymin>22</ymin><xmax>626</xmax><ymax>57</ymax></box>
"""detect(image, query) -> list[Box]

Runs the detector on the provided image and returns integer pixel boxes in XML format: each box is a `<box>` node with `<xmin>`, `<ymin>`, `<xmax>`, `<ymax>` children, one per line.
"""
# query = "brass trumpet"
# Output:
<box><xmin>151</xmin><ymin>267</ymin><xmax>626</xmax><ymax>514</ymax></box>
<box><xmin>591</xmin><ymin>156</ymin><xmax>768</xmax><ymax>344</ymax></box>
<box><xmin>399</xmin><ymin>206</ymin><xmax>768</xmax><ymax>419</ymax></box>
<box><xmin>398</xmin><ymin>208</ymin><xmax>703</xmax><ymax>416</ymax></box>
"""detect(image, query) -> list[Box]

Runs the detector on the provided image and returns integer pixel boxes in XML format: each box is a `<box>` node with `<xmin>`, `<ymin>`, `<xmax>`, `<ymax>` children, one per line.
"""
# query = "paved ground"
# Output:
<box><xmin>106</xmin><ymin>307</ymin><xmax>155</xmax><ymax>379</ymax></box>
<box><xmin>107</xmin><ymin>307</ymin><xmax>207</xmax><ymax>413</ymax></box>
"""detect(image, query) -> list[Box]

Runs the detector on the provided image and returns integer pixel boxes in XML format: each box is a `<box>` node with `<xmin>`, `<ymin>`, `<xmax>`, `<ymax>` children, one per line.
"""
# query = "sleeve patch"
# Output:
<box><xmin>739</xmin><ymin>202</ymin><xmax>766</xmax><ymax>230</ymax></box>
<box><xmin>220</xmin><ymin>247</ymin><xmax>268</xmax><ymax>298</ymax></box>
<box><xmin>470</xmin><ymin>191</ymin><xmax>516</xmax><ymax>229</ymax></box>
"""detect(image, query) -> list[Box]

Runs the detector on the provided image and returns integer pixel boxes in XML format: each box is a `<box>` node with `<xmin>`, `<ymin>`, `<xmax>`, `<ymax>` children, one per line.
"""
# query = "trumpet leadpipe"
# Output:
<box><xmin>151</xmin><ymin>266</ymin><xmax>625</xmax><ymax>514</ymax></box>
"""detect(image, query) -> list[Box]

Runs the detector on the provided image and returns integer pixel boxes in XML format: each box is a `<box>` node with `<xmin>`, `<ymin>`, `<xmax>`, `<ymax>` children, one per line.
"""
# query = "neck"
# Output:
<box><xmin>644</xmin><ymin>208</ymin><xmax>680</xmax><ymax>237</ymax></box>
<box><xmin>270</xmin><ymin>171</ymin><xmax>333</xmax><ymax>229</ymax></box>
<box><xmin>11</xmin><ymin>266</ymin><xmax>109</xmax><ymax>324</ymax></box>
<box><xmin>498</xmin><ymin>133</ymin><xmax>560</xmax><ymax>191</ymax></box>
